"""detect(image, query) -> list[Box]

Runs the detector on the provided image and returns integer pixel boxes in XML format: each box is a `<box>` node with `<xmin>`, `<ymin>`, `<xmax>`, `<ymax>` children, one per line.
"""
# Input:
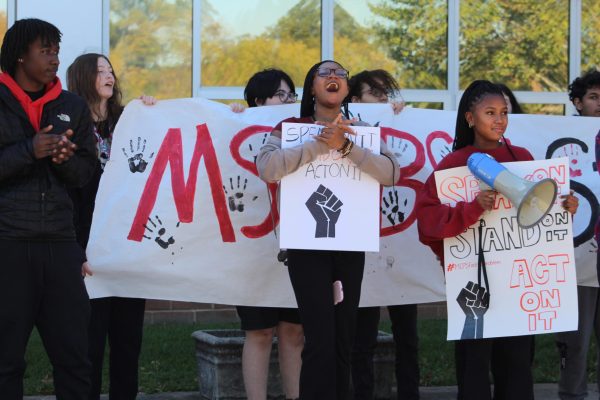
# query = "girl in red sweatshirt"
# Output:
<box><xmin>415</xmin><ymin>80</ymin><xmax>578</xmax><ymax>400</ymax></box>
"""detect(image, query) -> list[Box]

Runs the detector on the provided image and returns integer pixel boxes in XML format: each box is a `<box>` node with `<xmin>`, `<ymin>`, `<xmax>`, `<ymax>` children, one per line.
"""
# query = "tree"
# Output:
<box><xmin>369</xmin><ymin>0</ymin><xmax>448</xmax><ymax>90</ymax></box>
<box><xmin>110</xmin><ymin>0</ymin><xmax>193</xmax><ymax>101</ymax></box>
<box><xmin>201</xmin><ymin>0</ymin><xmax>396</xmax><ymax>91</ymax></box>
<box><xmin>581</xmin><ymin>0</ymin><xmax>600</xmax><ymax>73</ymax></box>
<box><xmin>369</xmin><ymin>0</ymin><xmax>573</xmax><ymax>93</ymax></box>
<box><xmin>0</xmin><ymin>10</ymin><xmax>6</xmax><ymax>45</ymax></box>
<box><xmin>459</xmin><ymin>0</ymin><xmax>568</xmax><ymax>91</ymax></box>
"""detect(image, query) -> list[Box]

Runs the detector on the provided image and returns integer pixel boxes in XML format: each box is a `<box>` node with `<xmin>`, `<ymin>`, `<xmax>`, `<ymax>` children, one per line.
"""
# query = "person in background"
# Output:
<box><xmin>346</xmin><ymin>69</ymin><xmax>419</xmax><ymax>400</ymax></box>
<box><xmin>348</xmin><ymin>69</ymin><xmax>405</xmax><ymax>116</ymax></box>
<box><xmin>232</xmin><ymin>68</ymin><xmax>304</xmax><ymax>400</ymax></box>
<box><xmin>415</xmin><ymin>80</ymin><xmax>578</xmax><ymax>400</ymax></box>
<box><xmin>67</xmin><ymin>53</ymin><xmax>156</xmax><ymax>400</ymax></box>
<box><xmin>257</xmin><ymin>60</ymin><xmax>400</xmax><ymax>400</ymax></box>
<box><xmin>496</xmin><ymin>83</ymin><xmax>524</xmax><ymax>114</ymax></box>
<box><xmin>0</xmin><ymin>18</ymin><xmax>96</xmax><ymax>399</ymax></box>
<box><xmin>555</xmin><ymin>69</ymin><xmax>600</xmax><ymax>400</ymax></box>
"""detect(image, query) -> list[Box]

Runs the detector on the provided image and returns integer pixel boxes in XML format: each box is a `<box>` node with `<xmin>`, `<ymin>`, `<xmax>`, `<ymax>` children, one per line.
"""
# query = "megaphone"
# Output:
<box><xmin>467</xmin><ymin>153</ymin><xmax>557</xmax><ymax>229</ymax></box>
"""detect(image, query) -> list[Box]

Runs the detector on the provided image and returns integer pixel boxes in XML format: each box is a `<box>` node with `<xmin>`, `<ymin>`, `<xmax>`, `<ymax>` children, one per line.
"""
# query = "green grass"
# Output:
<box><xmin>23</xmin><ymin>319</ymin><xmax>597</xmax><ymax>395</ymax></box>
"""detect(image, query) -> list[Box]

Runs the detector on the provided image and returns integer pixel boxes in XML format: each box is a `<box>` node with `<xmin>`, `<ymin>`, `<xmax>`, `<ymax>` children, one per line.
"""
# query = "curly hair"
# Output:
<box><xmin>569</xmin><ymin>69</ymin><xmax>600</xmax><ymax>114</ymax></box>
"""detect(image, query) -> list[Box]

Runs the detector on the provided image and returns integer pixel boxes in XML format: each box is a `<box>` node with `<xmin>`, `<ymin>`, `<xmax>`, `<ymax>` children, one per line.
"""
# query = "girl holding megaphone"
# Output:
<box><xmin>415</xmin><ymin>80</ymin><xmax>578</xmax><ymax>400</ymax></box>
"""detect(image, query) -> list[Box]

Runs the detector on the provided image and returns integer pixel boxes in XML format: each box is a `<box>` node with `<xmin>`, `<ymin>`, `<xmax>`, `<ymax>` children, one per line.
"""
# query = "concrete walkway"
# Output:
<box><xmin>23</xmin><ymin>383</ymin><xmax>600</xmax><ymax>399</ymax></box>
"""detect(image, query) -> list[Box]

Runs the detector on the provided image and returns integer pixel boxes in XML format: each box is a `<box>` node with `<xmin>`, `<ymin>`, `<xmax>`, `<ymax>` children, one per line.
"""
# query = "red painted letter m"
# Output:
<box><xmin>128</xmin><ymin>124</ymin><xmax>235</xmax><ymax>242</ymax></box>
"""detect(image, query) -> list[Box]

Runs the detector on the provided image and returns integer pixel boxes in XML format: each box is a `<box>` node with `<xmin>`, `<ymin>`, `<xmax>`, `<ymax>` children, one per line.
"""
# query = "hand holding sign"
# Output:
<box><xmin>305</xmin><ymin>184</ymin><xmax>343</xmax><ymax>238</ymax></box>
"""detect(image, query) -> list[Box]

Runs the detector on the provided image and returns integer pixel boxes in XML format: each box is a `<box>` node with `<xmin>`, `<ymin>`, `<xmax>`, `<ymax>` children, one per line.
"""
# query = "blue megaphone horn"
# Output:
<box><xmin>467</xmin><ymin>153</ymin><xmax>558</xmax><ymax>229</ymax></box>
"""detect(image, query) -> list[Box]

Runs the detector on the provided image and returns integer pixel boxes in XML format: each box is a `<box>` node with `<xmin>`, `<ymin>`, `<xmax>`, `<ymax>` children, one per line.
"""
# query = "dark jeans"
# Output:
<box><xmin>0</xmin><ymin>240</ymin><xmax>91</xmax><ymax>400</ymax></box>
<box><xmin>455</xmin><ymin>336</ymin><xmax>534</xmax><ymax>400</ymax></box>
<box><xmin>352</xmin><ymin>304</ymin><xmax>420</xmax><ymax>400</ymax></box>
<box><xmin>287</xmin><ymin>249</ymin><xmax>365</xmax><ymax>400</ymax></box>
<box><xmin>88</xmin><ymin>297</ymin><xmax>146</xmax><ymax>400</ymax></box>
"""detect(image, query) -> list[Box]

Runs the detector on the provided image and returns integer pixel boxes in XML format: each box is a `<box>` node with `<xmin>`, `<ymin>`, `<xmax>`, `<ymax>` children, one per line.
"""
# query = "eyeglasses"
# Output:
<box><xmin>316</xmin><ymin>67</ymin><xmax>349</xmax><ymax>79</ymax></box>
<box><xmin>274</xmin><ymin>90</ymin><xmax>298</xmax><ymax>103</ymax></box>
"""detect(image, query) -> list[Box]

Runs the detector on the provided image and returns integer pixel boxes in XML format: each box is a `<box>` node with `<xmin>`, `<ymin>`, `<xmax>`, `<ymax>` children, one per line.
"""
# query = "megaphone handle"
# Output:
<box><xmin>478</xmin><ymin>219</ymin><xmax>491</xmax><ymax>307</ymax></box>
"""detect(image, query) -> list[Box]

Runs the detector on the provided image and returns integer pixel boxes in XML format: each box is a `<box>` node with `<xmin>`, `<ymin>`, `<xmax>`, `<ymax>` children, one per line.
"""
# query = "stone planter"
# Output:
<box><xmin>370</xmin><ymin>331</ymin><xmax>395</xmax><ymax>400</ymax></box>
<box><xmin>192</xmin><ymin>329</ymin><xmax>284</xmax><ymax>399</ymax></box>
<box><xmin>192</xmin><ymin>329</ymin><xmax>395</xmax><ymax>400</ymax></box>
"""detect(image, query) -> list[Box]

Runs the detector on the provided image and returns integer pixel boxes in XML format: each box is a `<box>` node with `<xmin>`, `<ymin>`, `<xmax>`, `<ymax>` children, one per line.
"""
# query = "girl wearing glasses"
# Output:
<box><xmin>257</xmin><ymin>60</ymin><xmax>400</xmax><ymax>400</ymax></box>
<box><xmin>230</xmin><ymin>68</ymin><xmax>297</xmax><ymax>113</ymax></box>
<box><xmin>348</xmin><ymin>69</ymin><xmax>405</xmax><ymax>116</ymax></box>
<box><xmin>234</xmin><ymin>68</ymin><xmax>303</xmax><ymax>400</ymax></box>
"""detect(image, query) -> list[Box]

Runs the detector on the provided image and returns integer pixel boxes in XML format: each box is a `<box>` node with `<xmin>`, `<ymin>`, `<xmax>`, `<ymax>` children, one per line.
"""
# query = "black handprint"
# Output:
<box><xmin>122</xmin><ymin>137</ymin><xmax>154</xmax><ymax>173</ymax></box>
<box><xmin>143</xmin><ymin>215</ymin><xmax>175</xmax><ymax>249</ymax></box>
<box><xmin>248</xmin><ymin>133</ymin><xmax>268</xmax><ymax>164</ymax></box>
<box><xmin>305</xmin><ymin>184</ymin><xmax>343</xmax><ymax>238</ymax></box>
<box><xmin>381</xmin><ymin>189</ymin><xmax>407</xmax><ymax>225</ymax></box>
<box><xmin>457</xmin><ymin>281</ymin><xmax>489</xmax><ymax>339</ymax></box>
<box><xmin>223</xmin><ymin>176</ymin><xmax>249</xmax><ymax>212</ymax></box>
<box><xmin>387</xmin><ymin>135</ymin><xmax>409</xmax><ymax>159</ymax></box>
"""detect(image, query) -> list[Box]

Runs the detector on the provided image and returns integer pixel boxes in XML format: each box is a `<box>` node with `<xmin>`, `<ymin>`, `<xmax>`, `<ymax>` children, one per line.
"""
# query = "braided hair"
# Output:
<box><xmin>1</xmin><ymin>18</ymin><xmax>61</xmax><ymax>77</ymax></box>
<box><xmin>453</xmin><ymin>80</ymin><xmax>505</xmax><ymax>151</ymax></box>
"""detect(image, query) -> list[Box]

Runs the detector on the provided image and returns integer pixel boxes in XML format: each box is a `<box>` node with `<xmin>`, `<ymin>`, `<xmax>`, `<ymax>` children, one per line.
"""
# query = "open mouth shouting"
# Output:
<box><xmin>326</xmin><ymin>81</ymin><xmax>339</xmax><ymax>92</ymax></box>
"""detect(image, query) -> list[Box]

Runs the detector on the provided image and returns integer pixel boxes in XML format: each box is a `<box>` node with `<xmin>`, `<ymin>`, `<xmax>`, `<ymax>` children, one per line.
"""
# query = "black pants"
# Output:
<box><xmin>88</xmin><ymin>297</ymin><xmax>146</xmax><ymax>400</ymax></box>
<box><xmin>455</xmin><ymin>336</ymin><xmax>534</xmax><ymax>400</ymax></box>
<box><xmin>352</xmin><ymin>305</ymin><xmax>420</xmax><ymax>400</ymax></box>
<box><xmin>287</xmin><ymin>249</ymin><xmax>365</xmax><ymax>400</ymax></box>
<box><xmin>0</xmin><ymin>240</ymin><xmax>91</xmax><ymax>400</ymax></box>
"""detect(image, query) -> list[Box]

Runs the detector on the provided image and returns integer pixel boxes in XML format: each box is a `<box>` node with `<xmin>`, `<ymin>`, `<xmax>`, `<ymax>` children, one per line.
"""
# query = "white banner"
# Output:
<box><xmin>439</xmin><ymin>158</ymin><xmax>578</xmax><ymax>340</ymax></box>
<box><xmin>85</xmin><ymin>98</ymin><xmax>600</xmax><ymax>307</ymax></box>
<box><xmin>280</xmin><ymin>123</ymin><xmax>380</xmax><ymax>251</ymax></box>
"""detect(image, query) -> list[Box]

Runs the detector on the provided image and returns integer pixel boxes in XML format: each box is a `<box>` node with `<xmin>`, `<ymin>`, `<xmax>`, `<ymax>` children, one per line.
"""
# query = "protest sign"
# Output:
<box><xmin>85</xmin><ymin>99</ymin><xmax>599</xmax><ymax>307</ymax></box>
<box><xmin>438</xmin><ymin>158</ymin><xmax>578</xmax><ymax>339</ymax></box>
<box><xmin>279</xmin><ymin>123</ymin><xmax>381</xmax><ymax>251</ymax></box>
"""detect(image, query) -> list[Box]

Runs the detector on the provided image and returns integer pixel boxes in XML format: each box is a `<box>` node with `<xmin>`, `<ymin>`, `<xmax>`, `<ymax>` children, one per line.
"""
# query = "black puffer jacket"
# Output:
<box><xmin>0</xmin><ymin>84</ymin><xmax>96</xmax><ymax>240</ymax></box>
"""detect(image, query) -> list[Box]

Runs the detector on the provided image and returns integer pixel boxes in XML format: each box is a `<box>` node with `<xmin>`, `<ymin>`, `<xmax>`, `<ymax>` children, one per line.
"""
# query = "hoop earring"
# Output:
<box><xmin>17</xmin><ymin>58</ymin><xmax>23</xmax><ymax>63</ymax></box>
<box><xmin>468</xmin><ymin>122</ymin><xmax>474</xmax><ymax>128</ymax></box>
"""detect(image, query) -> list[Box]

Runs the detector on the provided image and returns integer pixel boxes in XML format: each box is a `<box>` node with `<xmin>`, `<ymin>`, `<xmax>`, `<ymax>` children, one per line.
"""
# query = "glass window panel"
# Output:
<box><xmin>201</xmin><ymin>0</ymin><xmax>320</xmax><ymax>88</ymax></box>
<box><xmin>336</xmin><ymin>0</ymin><xmax>447</xmax><ymax>90</ymax></box>
<box><xmin>521</xmin><ymin>103</ymin><xmax>565</xmax><ymax>116</ymax></box>
<box><xmin>110</xmin><ymin>0</ymin><xmax>192</xmax><ymax>102</ymax></box>
<box><xmin>582</xmin><ymin>0</ymin><xmax>600</xmax><ymax>73</ymax></box>
<box><xmin>0</xmin><ymin>1</ymin><xmax>6</xmax><ymax>45</ymax></box>
<box><xmin>460</xmin><ymin>1</ymin><xmax>569</xmax><ymax>92</ymax></box>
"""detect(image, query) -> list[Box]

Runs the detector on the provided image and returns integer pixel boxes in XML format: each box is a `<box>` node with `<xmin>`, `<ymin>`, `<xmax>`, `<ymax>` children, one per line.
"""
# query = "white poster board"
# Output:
<box><xmin>439</xmin><ymin>158</ymin><xmax>578</xmax><ymax>340</ymax></box>
<box><xmin>279</xmin><ymin>123</ymin><xmax>381</xmax><ymax>251</ymax></box>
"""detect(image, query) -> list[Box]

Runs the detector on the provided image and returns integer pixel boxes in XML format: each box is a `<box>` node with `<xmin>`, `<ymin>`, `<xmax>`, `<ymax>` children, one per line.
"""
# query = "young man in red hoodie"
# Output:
<box><xmin>0</xmin><ymin>19</ymin><xmax>96</xmax><ymax>399</ymax></box>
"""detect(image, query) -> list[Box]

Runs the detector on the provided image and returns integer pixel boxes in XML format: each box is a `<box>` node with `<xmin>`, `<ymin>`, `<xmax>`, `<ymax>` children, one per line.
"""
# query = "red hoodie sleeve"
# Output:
<box><xmin>415</xmin><ymin>168</ymin><xmax>485</xmax><ymax>260</ymax></box>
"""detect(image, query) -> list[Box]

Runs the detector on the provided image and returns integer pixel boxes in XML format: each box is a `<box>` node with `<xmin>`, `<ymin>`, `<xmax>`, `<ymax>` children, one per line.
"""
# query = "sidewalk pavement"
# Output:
<box><xmin>23</xmin><ymin>383</ymin><xmax>600</xmax><ymax>400</ymax></box>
